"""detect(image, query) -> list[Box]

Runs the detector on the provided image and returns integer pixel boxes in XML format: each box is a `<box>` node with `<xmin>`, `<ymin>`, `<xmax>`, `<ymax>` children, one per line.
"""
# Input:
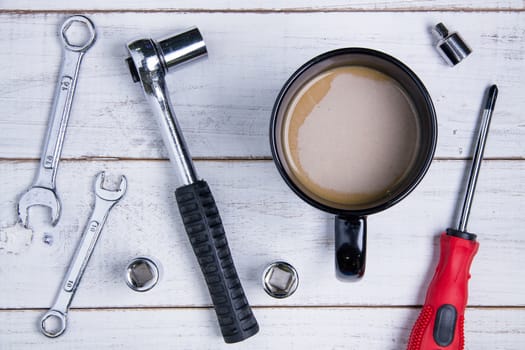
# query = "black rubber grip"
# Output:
<box><xmin>175</xmin><ymin>180</ymin><xmax>259</xmax><ymax>343</ymax></box>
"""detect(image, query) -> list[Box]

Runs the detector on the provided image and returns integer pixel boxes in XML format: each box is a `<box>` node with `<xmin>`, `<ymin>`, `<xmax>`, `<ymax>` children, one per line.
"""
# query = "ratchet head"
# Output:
<box><xmin>125</xmin><ymin>27</ymin><xmax>207</xmax><ymax>88</ymax></box>
<box><xmin>17</xmin><ymin>187</ymin><xmax>61</xmax><ymax>228</ymax></box>
<box><xmin>94</xmin><ymin>171</ymin><xmax>127</xmax><ymax>202</ymax></box>
<box><xmin>124</xmin><ymin>28</ymin><xmax>205</xmax><ymax>186</ymax></box>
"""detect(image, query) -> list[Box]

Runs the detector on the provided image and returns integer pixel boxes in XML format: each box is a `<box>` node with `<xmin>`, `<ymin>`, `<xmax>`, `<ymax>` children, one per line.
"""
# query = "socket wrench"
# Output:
<box><xmin>125</xmin><ymin>28</ymin><xmax>259</xmax><ymax>343</ymax></box>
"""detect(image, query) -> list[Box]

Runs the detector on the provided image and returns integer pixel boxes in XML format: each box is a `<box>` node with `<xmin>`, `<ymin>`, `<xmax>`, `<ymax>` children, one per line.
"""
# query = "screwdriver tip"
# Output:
<box><xmin>485</xmin><ymin>84</ymin><xmax>498</xmax><ymax>110</ymax></box>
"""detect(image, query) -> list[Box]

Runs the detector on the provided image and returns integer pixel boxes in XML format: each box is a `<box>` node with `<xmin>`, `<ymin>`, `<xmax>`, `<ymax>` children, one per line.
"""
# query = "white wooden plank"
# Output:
<box><xmin>0</xmin><ymin>308</ymin><xmax>523</xmax><ymax>349</ymax></box>
<box><xmin>1</xmin><ymin>159</ymin><xmax>523</xmax><ymax>308</ymax></box>
<box><xmin>0</xmin><ymin>12</ymin><xmax>523</xmax><ymax>159</ymax></box>
<box><xmin>1</xmin><ymin>0</ymin><xmax>523</xmax><ymax>11</ymax></box>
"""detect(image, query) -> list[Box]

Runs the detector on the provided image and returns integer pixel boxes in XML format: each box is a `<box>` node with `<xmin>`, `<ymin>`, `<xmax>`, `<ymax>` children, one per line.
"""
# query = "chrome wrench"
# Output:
<box><xmin>18</xmin><ymin>15</ymin><xmax>96</xmax><ymax>228</ymax></box>
<box><xmin>40</xmin><ymin>172</ymin><xmax>127</xmax><ymax>338</ymax></box>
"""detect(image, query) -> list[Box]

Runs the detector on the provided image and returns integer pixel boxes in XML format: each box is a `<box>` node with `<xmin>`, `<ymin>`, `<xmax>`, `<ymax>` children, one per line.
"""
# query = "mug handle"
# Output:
<box><xmin>335</xmin><ymin>216</ymin><xmax>367</xmax><ymax>279</ymax></box>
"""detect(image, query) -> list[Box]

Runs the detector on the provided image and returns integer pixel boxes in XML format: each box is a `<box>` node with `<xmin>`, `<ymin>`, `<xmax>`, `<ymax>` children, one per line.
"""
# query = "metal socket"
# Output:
<box><xmin>125</xmin><ymin>257</ymin><xmax>160</xmax><ymax>292</ymax></box>
<box><xmin>433</xmin><ymin>22</ymin><xmax>472</xmax><ymax>66</ymax></box>
<box><xmin>262</xmin><ymin>261</ymin><xmax>299</xmax><ymax>298</ymax></box>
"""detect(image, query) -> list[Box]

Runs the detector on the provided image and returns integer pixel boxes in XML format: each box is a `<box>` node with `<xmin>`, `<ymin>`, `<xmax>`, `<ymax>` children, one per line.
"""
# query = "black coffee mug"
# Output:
<box><xmin>270</xmin><ymin>48</ymin><xmax>437</xmax><ymax>279</ymax></box>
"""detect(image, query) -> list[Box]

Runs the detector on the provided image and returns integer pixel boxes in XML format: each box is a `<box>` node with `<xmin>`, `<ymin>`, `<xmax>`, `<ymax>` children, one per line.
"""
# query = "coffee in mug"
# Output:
<box><xmin>282</xmin><ymin>65</ymin><xmax>420</xmax><ymax>208</ymax></box>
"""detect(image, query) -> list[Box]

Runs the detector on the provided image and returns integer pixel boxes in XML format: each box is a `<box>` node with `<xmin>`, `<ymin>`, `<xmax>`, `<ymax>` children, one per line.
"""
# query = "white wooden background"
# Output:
<box><xmin>1</xmin><ymin>1</ymin><xmax>524</xmax><ymax>349</ymax></box>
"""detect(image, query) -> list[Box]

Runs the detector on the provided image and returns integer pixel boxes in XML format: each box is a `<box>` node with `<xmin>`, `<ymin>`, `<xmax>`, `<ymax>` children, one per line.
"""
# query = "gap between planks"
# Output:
<box><xmin>0</xmin><ymin>157</ymin><xmax>524</xmax><ymax>162</ymax></box>
<box><xmin>2</xmin><ymin>305</ymin><xmax>524</xmax><ymax>312</ymax></box>
<box><xmin>1</xmin><ymin>8</ymin><xmax>525</xmax><ymax>15</ymax></box>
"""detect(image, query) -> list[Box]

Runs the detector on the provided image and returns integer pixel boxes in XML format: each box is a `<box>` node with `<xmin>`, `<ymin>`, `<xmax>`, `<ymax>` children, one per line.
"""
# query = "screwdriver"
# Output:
<box><xmin>407</xmin><ymin>84</ymin><xmax>498</xmax><ymax>350</ymax></box>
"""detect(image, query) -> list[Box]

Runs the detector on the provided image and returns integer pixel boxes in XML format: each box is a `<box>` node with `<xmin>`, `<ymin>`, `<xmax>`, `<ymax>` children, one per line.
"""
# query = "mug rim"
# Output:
<box><xmin>269</xmin><ymin>47</ymin><xmax>438</xmax><ymax>217</ymax></box>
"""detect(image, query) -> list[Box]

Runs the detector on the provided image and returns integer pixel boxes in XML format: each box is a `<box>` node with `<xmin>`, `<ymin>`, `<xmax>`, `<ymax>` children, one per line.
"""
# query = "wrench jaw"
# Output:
<box><xmin>17</xmin><ymin>187</ymin><xmax>61</xmax><ymax>228</ymax></box>
<box><xmin>94</xmin><ymin>172</ymin><xmax>127</xmax><ymax>202</ymax></box>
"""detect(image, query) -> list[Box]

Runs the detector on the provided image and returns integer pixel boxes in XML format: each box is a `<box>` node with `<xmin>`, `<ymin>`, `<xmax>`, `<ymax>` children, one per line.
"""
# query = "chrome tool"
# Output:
<box><xmin>18</xmin><ymin>15</ymin><xmax>96</xmax><ymax>228</ymax></box>
<box><xmin>40</xmin><ymin>172</ymin><xmax>126</xmax><ymax>338</ymax></box>
<box><xmin>125</xmin><ymin>28</ymin><xmax>258</xmax><ymax>343</ymax></box>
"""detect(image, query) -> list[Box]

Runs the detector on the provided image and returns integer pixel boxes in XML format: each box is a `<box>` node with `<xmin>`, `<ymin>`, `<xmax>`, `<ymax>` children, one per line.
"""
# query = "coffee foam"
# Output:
<box><xmin>282</xmin><ymin>66</ymin><xmax>420</xmax><ymax>207</ymax></box>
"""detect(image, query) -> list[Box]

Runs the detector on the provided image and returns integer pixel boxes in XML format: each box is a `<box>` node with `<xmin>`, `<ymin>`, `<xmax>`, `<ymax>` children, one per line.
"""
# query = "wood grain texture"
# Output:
<box><xmin>1</xmin><ymin>0</ymin><xmax>524</xmax><ymax>11</ymax></box>
<box><xmin>1</xmin><ymin>160</ymin><xmax>523</xmax><ymax>308</ymax></box>
<box><xmin>1</xmin><ymin>12</ymin><xmax>524</xmax><ymax>159</ymax></box>
<box><xmin>1</xmin><ymin>308</ymin><xmax>523</xmax><ymax>349</ymax></box>
<box><xmin>1</xmin><ymin>4</ymin><xmax>524</xmax><ymax>348</ymax></box>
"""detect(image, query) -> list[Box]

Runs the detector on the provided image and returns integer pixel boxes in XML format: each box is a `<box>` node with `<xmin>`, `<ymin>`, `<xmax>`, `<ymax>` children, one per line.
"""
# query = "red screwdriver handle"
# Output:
<box><xmin>407</xmin><ymin>232</ymin><xmax>479</xmax><ymax>350</ymax></box>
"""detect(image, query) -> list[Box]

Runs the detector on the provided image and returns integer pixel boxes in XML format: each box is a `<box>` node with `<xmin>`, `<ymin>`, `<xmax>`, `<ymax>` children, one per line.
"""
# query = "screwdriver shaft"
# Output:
<box><xmin>458</xmin><ymin>85</ymin><xmax>498</xmax><ymax>232</ymax></box>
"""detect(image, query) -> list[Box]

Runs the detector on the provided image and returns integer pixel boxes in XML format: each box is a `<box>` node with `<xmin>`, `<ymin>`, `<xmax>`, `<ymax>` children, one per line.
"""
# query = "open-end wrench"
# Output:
<box><xmin>18</xmin><ymin>15</ymin><xmax>96</xmax><ymax>228</ymax></box>
<box><xmin>40</xmin><ymin>172</ymin><xmax>127</xmax><ymax>338</ymax></box>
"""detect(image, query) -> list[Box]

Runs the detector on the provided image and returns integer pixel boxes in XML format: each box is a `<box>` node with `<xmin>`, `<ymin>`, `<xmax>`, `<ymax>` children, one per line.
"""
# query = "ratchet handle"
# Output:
<box><xmin>175</xmin><ymin>180</ymin><xmax>259</xmax><ymax>343</ymax></box>
<box><xmin>407</xmin><ymin>232</ymin><xmax>479</xmax><ymax>350</ymax></box>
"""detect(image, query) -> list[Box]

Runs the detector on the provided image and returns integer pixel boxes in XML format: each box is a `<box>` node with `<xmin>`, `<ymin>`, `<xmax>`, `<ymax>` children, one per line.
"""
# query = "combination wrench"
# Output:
<box><xmin>18</xmin><ymin>15</ymin><xmax>96</xmax><ymax>228</ymax></box>
<box><xmin>40</xmin><ymin>172</ymin><xmax>127</xmax><ymax>338</ymax></box>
